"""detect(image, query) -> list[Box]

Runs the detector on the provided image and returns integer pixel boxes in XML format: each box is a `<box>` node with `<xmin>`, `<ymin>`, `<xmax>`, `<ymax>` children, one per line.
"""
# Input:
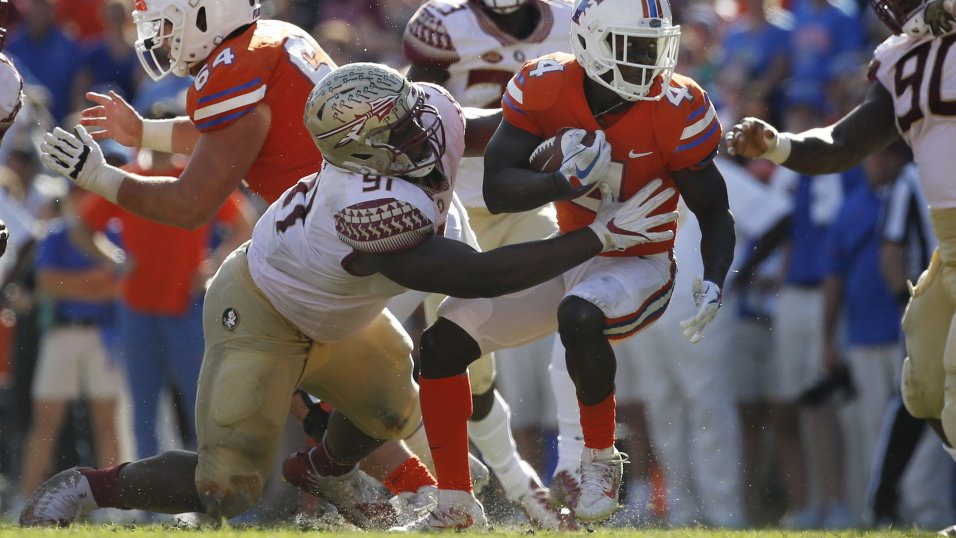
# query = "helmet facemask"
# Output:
<box><xmin>870</xmin><ymin>0</ymin><xmax>929</xmax><ymax>35</ymax></box>
<box><xmin>133</xmin><ymin>3</ymin><xmax>188</xmax><ymax>80</ymax></box>
<box><xmin>370</xmin><ymin>86</ymin><xmax>446</xmax><ymax>179</ymax></box>
<box><xmin>570</xmin><ymin>0</ymin><xmax>681</xmax><ymax>101</ymax></box>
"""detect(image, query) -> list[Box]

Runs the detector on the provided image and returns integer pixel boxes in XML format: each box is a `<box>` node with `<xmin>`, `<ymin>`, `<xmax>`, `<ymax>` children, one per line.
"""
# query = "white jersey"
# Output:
<box><xmin>873</xmin><ymin>32</ymin><xmax>956</xmax><ymax>209</ymax></box>
<box><xmin>404</xmin><ymin>0</ymin><xmax>571</xmax><ymax>208</ymax></box>
<box><xmin>247</xmin><ymin>83</ymin><xmax>466</xmax><ymax>343</ymax></box>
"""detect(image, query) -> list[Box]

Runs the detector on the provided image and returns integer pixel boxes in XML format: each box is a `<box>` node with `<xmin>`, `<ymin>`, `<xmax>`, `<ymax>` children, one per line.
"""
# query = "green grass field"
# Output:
<box><xmin>0</xmin><ymin>524</ymin><xmax>943</xmax><ymax>537</ymax></box>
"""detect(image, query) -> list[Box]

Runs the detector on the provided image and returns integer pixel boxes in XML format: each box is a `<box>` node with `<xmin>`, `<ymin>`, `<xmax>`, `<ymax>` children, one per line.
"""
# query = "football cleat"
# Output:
<box><xmin>505</xmin><ymin>460</ymin><xmax>577</xmax><ymax>530</ymax></box>
<box><xmin>19</xmin><ymin>468</ymin><xmax>98</xmax><ymax>527</ymax></box>
<box><xmin>282</xmin><ymin>450</ymin><xmax>398</xmax><ymax>529</ymax></box>
<box><xmin>389</xmin><ymin>489</ymin><xmax>488</xmax><ymax>532</ymax></box>
<box><xmin>549</xmin><ymin>468</ymin><xmax>582</xmax><ymax>511</ymax></box>
<box><xmin>576</xmin><ymin>447</ymin><xmax>628</xmax><ymax>522</ymax></box>
<box><xmin>390</xmin><ymin>485</ymin><xmax>437</xmax><ymax>527</ymax></box>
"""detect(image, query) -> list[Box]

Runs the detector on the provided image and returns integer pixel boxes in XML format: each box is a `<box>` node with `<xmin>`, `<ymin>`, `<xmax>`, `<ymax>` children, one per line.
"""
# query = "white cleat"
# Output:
<box><xmin>390</xmin><ymin>485</ymin><xmax>437</xmax><ymax>527</ymax></box>
<box><xmin>576</xmin><ymin>447</ymin><xmax>628</xmax><ymax>523</ymax></box>
<box><xmin>19</xmin><ymin>468</ymin><xmax>98</xmax><ymax>527</ymax></box>
<box><xmin>940</xmin><ymin>524</ymin><xmax>956</xmax><ymax>536</ymax></box>
<box><xmin>390</xmin><ymin>489</ymin><xmax>488</xmax><ymax>532</ymax></box>
<box><xmin>550</xmin><ymin>468</ymin><xmax>582</xmax><ymax>512</ymax></box>
<box><xmin>506</xmin><ymin>460</ymin><xmax>577</xmax><ymax>530</ymax></box>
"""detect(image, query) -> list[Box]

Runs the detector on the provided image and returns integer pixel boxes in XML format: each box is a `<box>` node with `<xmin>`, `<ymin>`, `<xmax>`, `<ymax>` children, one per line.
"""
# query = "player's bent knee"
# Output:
<box><xmin>557</xmin><ymin>296</ymin><xmax>606</xmax><ymax>342</ymax></box>
<box><xmin>359</xmin><ymin>406</ymin><xmax>421</xmax><ymax>441</ymax></box>
<box><xmin>420</xmin><ymin>318</ymin><xmax>482</xmax><ymax>379</ymax></box>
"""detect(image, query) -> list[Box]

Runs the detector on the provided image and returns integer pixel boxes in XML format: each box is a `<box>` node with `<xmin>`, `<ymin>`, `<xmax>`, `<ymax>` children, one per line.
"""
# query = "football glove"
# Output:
<box><xmin>679</xmin><ymin>277</ymin><xmax>721</xmax><ymax>344</ymax></box>
<box><xmin>40</xmin><ymin>125</ymin><xmax>124</xmax><ymax>203</ymax></box>
<box><xmin>554</xmin><ymin>129</ymin><xmax>612</xmax><ymax>198</ymax></box>
<box><xmin>588</xmin><ymin>179</ymin><xmax>679</xmax><ymax>252</ymax></box>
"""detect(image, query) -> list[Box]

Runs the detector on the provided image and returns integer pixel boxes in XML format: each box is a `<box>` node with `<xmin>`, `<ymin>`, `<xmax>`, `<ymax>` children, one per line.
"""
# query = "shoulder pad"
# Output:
<box><xmin>334</xmin><ymin>198</ymin><xmax>436</xmax><ymax>254</ymax></box>
<box><xmin>506</xmin><ymin>52</ymin><xmax>576</xmax><ymax>113</ymax></box>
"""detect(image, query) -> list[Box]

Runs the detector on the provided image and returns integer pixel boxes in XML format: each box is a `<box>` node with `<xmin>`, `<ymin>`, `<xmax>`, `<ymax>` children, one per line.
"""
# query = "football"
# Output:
<box><xmin>528</xmin><ymin>128</ymin><xmax>596</xmax><ymax>172</ymax></box>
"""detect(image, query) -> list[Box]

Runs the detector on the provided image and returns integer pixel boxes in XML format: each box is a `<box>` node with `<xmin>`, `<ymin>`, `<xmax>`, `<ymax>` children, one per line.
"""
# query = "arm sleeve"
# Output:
<box><xmin>187</xmin><ymin>49</ymin><xmax>268</xmax><ymax>132</ymax></box>
<box><xmin>665</xmin><ymin>85</ymin><xmax>722</xmax><ymax>172</ymax></box>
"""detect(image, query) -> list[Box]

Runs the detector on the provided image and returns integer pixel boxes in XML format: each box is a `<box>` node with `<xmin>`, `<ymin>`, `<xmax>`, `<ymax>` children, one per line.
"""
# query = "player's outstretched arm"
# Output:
<box><xmin>726</xmin><ymin>82</ymin><xmax>899</xmax><ymax>174</ymax></box>
<box><xmin>463</xmin><ymin>107</ymin><xmax>502</xmax><ymax>157</ymax></box>
<box><xmin>42</xmin><ymin>105</ymin><xmax>270</xmax><ymax>230</ymax></box>
<box><xmin>353</xmin><ymin>185</ymin><xmax>677</xmax><ymax>298</ymax></box>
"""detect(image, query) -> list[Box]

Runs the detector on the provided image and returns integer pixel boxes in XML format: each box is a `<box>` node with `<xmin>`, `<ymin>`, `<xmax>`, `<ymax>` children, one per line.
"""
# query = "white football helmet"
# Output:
<box><xmin>133</xmin><ymin>0</ymin><xmax>261</xmax><ymax>80</ymax></box>
<box><xmin>305</xmin><ymin>63</ymin><xmax>446</xmax><ymax>178</ymax></box>
<box><xmin>480</xmin><ymin>0</ymin><xmax>528</xmax><ymax>14</ymax></box>
<box><xmin>570</xmin><ymin>0</ymin><xmax>681</xmax><ymax>101</ymax></box>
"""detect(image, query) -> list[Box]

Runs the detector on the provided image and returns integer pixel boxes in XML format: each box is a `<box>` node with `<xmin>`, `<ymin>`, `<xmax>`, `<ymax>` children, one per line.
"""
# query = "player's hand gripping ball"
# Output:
<box><xmin>529</xmin><ymin>127</ymin><xmax>611</xmax><ymax>199</ymax></box>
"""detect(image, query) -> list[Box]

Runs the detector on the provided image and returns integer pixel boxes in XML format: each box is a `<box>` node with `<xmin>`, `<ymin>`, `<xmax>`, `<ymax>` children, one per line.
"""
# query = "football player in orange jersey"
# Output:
<box><xmin>40</xmin><ymin>0</ymin><xmax>332</xmax><ymax>219</ymax></box>
<box><xmin>402</xmin><ymin>0</ymin><xmax>575</xmax><ymax>528</ymax></box>
<box><xmin>411</xmin><ymin>0</ymin><xmax>736</xmax><ymax>528</ymax></box>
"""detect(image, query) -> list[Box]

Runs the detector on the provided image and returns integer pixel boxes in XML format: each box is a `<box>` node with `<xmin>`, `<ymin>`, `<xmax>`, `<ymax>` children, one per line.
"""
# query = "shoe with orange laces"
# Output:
<box><xmin>282</xmin><ymin>450</ymin><xmax>398</xmax><ymax>529</ymax></box>
<box><xmin>19</xmin><ymin>468</ymin><xmax>99</xmax><ymax>527</ymax></box>
<box><xmin>389</xmin><ymin>489</ymin><xmax>488</xmax><ymax>532</ymax></box>
<box><xmin>550</xmin><ymin>468</ymin><xmax>582</xmax><ymax>512</ymax></box>
<box><xmin>576</xmin><ymin>447</ymin><xmax>628</xmax><ymax>522</ymax></box>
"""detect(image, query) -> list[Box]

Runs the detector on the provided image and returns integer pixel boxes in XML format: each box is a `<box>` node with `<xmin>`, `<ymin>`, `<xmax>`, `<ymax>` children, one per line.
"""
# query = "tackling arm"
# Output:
<box><xmin>351</xmin><ymin>230</ymin><xmax>603</xmax><ymax>299</ymax></box>
<box><xmin>673</xmin><ymin>162</ymin><xmax>736</xmax><ymax>289</ymax></box>
<box><xmin>483</xmin><ymin>120</ymin><xmax>567</xmax><ymax>213</ymax></box>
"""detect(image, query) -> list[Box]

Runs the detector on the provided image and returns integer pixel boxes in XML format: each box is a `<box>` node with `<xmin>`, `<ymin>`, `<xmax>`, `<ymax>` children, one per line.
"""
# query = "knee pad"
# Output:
<box><xmin>901</xmin><ymin>250</ymin><xmax>950</xmax><ymax>419</ymax></box>
<box><xmin>467</xmin><ymin>354</ymin><xmax>496</xmax><ymax>395</ymax></box>
<box><xmin>557</xmin><ymin>296</ymin><xmax>606</xmax><ymax>340</ymax></box>
<box><xmin>195</xmin><ymin>447</ymin><xmax>265</xmax><ymax>519</ymax></box>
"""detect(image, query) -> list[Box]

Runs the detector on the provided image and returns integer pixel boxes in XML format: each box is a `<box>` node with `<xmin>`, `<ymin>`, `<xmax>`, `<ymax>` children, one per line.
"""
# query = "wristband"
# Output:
<box><xmin>90</xmin><ymin>165</ymin><xmax>126</xmax><ymax>204</ymax></box>
<box><xmin>141</xmin><ymin>119</ymin><xmax>175</xmax><ymax>153</ymax></box>
<box><xmin>762</xmin><ymin>132</ymin><xmax>793</xmax><ymax>165</ymax></box>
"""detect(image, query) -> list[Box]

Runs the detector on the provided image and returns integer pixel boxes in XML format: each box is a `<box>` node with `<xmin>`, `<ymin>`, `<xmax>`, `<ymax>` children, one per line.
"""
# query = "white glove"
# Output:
<box><xmin>588</xmin><ymin>179</ymin><xmax>679</xmax><ymax>252</ymax></box>
<box><xmin>679</xmin><ymin>277</ymin><xmax>721</xmax><ymax>344</ymax></box>
<box><xmin>554</xmin><ymin>129</ymin><xmax>612</xmax><ymax>198</ymax></box>
<box><xmin>40</xmin><ymin>125</ymin><xmax>125</xmax><ymax>203</ymax></box>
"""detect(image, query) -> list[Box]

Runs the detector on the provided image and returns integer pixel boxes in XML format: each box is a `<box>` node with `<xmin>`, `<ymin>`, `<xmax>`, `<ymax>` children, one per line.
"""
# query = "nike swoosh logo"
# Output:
<box><xmin>629</xmin><ymin>150</ymin><xmax>653</xmax><ymax>158</ymax></box>
<box><xmin>575</xmin><ymin>152</ymin><xmax>600</xmax><ymax>179</ymax></box>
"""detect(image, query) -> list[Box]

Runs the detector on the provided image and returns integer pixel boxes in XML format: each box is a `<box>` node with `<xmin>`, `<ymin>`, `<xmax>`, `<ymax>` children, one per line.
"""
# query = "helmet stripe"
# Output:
<box><xmin>645</xmin><ymin>0</ymin><xmax>657</xmax><ymax>18</ymax></box>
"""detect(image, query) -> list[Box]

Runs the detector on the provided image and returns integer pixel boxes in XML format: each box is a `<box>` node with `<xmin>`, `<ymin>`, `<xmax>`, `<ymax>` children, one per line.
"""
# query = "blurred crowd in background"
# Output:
<box><xmin>0</xmin><ymin>0</ymin><xmax>953</xmax><ymax>531</ymax></box>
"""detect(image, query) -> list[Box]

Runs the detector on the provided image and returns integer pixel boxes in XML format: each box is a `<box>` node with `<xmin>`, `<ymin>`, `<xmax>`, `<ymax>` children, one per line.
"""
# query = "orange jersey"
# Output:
<box><xmin>502</xmin><ymin>52</ymin><xmax>721</xmax><ymax>256</ymax></box>
<box><xmin>80</xmin><ymin>163</ymin><xmax>244</xmax><ymax>316</ymax></box>
<box><xmin>187</xmin><ymin>20</ymin><xmax>335</xmax><ymax>203</ymax></box>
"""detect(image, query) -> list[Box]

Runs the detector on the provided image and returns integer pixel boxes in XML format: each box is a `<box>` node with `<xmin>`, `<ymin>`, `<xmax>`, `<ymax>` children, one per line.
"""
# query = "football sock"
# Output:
<box><xmin>420</xmin><ymin>374</ymin><xmax>473</xmax><ymax>492</ymax></box>
<box><xmin>309</xmin><ymin>440</ymin><xmax>355</xmax><ymax>477</ymax></box>
<box><xmin>467</xmin><ymin>390</ymin><xmax>528</xmax><ymax>497</ymax></box>
<box><xmin>403</xmin><ymin>424</ymin><xmax>436</xmax><ymax>474</ymax></box>
<box><xmin>81</xmin><ymin>463</ymin><xmax>130</xmax><ymax>510</ymax></box>
<box><xmin>550</xmin><ymin>357</ymin><xmax>585</xmax><ymax>474</ymax></box>
<box><xmin>383</xmin><ymin>456</ymin><xmax>437</xmax><ymax>495</ymax></box>
<box><xmin>579</xmin><ymin>391</ymin><xmax>616</xmax><ymax>450</ymax></box>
